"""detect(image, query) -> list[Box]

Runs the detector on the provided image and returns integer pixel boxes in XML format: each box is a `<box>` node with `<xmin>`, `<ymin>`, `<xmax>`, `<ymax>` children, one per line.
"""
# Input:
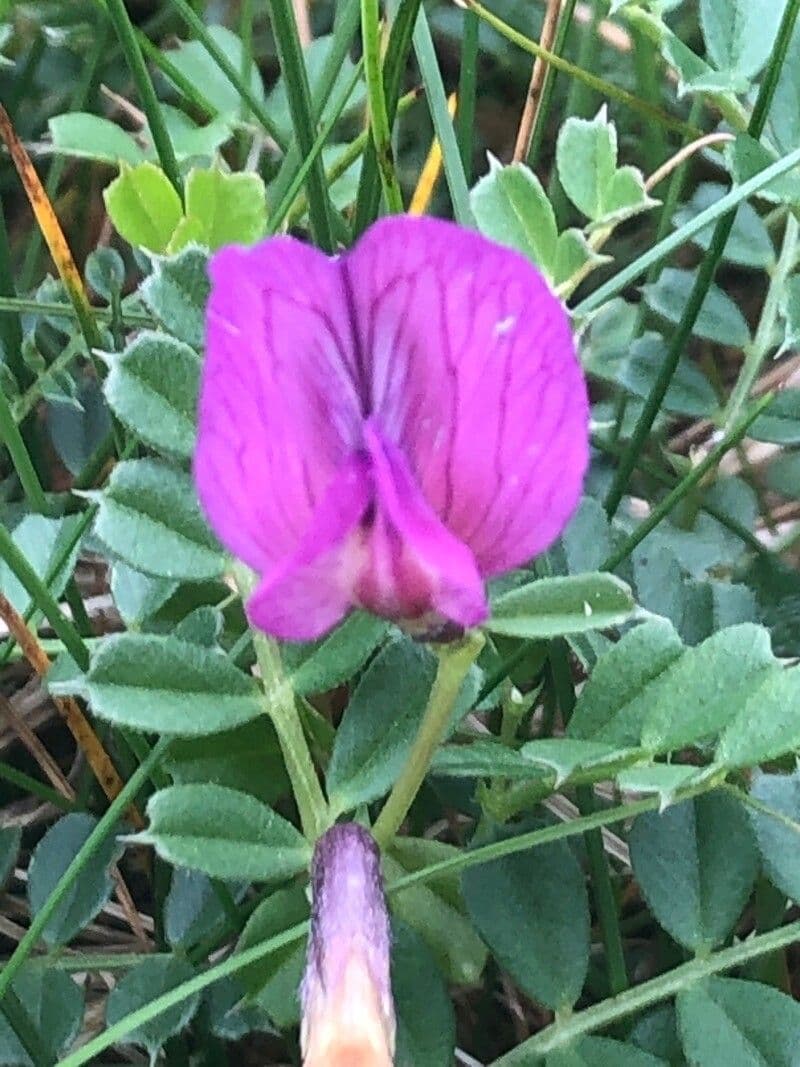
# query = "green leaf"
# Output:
<box><xmin>110</xmin><ymin>563</ymin><xmax>178</xmax><ymax>628</ymax></box>
<box><xmin>767</xmin><ymin>23</ymin><xmax>800</xmax><ymax>154</ymax></box>
<box><xmin>486</xmin><ymin>573</ymin><xmax>636</xmax><ymax>639</ymax></box>
<box><xmin>470</xmin><ymin>158</ymin><xmax>558</xmax><ymax>276</ymax></box>
<box><xmin>561</xmin><ymin>497</ymin><xmax>613</xmax><ymax>575</ymax></box>
<box><xmin>135</xmin><ymin>784</ymin><xmax>311</xmax><ymax>881</ymax></box>
<box><xmin>748</xmin><ymin>770</ymin><xmax>800</xmax><ymax>901</ymax></box>
<box><xmin>619</xmin><ymin>334</ymin><xmax>718</xmax><ymax>417</ymax></box>
<box><xmin>431</xmin><ymin>739</ymin><xmax>550</xmax><ymax>781</ymax></box>
<box><xmin>0</xmin><ymin>966</ymin><xmax>84</xmax><ymax>1065</ymax></box>
<box><xmin>547</xmin><ymin>1036</ymin><xmax>668</xmax><ymax>1067</ymax></box>
<box><xmin>48</xmin><ymin>112</ymin><xmax>146</xmax><ymax>165</ymax></box>
<box><xmin>106</xmin><ymin>956</ymin><xmax>201</xmax><ymax>1060</ymax></box>
<box><xmin>266</xmin><ymin>34</ymin><xmax>365</xmax><ymax>142</ymax></box>
<box><xmin>616</xmin><ymin>764</ymin><xmax>708</xmax><ymax>809</ymax></box>
<box><xmin>747</xmin><ymin>389</ymin><xmax>800</xmax><ymax>444</ymax></box>
<box><xmin>0</xmin><ymin>515</ymin><xmax>83</xmax><ymax>616</ymax></box>
<box><xmin>677</xmin><ymin>977</ymin><xmax>800</xmax><ymax>1065</ymax></box>
<box><xmin>166</xmin><ymin>718</ymin><xmax>288</xmax><ymax>805</ymax></box>
<box><xmin>103</xmin><ymin>331</ymin><xmax>200</xmax><ymax>459</ymax></box>
<box><xmin>236</xmin><ymin>885</ymin><xmax>307</xmax><ymax>1027</ymax></box>
<box><xmin>556</xmin><ymin>107</ymin><xmax>656</xmax><ymax>225</ymax></box>
<box><xmin>46</xmin><ymin>375</ymin><xmax>112</xmax><ymax>476</ymax></box>
<box><xmin>165</xmin><ymin>868</ymin><xmax>242</xmax><ymax>949</ymax></box>
<box><xmin>716</xmin><ymin>665</ymin><xmax>800</xmax><ymax>767</ymax></box>
<box><xmin>103</xmin><ymin>161</ymin><xmax>183</xmax><ymax>254</ymax></box>
<box><xmin>28</xmin><ymin>813</ymin><xmax>121</xmax><ymax>946</ymax></box>
<box><xmin>91</xmin><ymin>459</ymin><xmax>224</xmax><ymax>581</ymax></box>
<box><xmin>392</xmin><ymin>922</ymin><xmax>456</xmax><ymax>1067</ymax></box>
<box><xmin>85</xmin><ymin>632</ymin><xmax>262</xmax><ymax>735</ymax></box>
<box><xmin>700</xmin><ymin>0</ymin><xmax>784</xmax><ymax>79</ymax></box>
<box><xmin>140</xmin><ymin>245</ymin><xmax>210</xmax><ymax>350</ymax></box>
<box><xmin>327</xmin><ymin>637</ymin><xmax>480</xmax><ymax>814</ymax></box>
<box><xmin>643</xmin><ymin>268</ymin><xmax>751</xmax><ymax>347</ymax></box>
<box><xmin>630</xmin><ymin>1005</ymin><xmax>684</xmax><ymax>1065</ymax></box>
<box><xmin>568</xmin><ymin>620</ymin><xmax>685</xmax><ymax>744</ymax></box>
<box><xmin>728</xmin><ymin>134</ymin><xmax>800</xmax><ymax>206</ymax></box>
<box><xmin>520</xmin><ymin>738</ymin><xmax>637</xmax><ymax>786</ymax></box>
<box><xmin>674</xmin><ymin>183</ymin><xmax>774</xmax><ymax>269</ymax></box>
<box><xmin>766</xmin><ymin>450</ymin><xmax>800</xmax><ymax>497</ymax></box>
<box><xmin>638</xmin><ymin>624</ymin><xmax>779</xmax><ymax>755</ymax></box>
<box><xmin>283</xmin><ymin>612</ymin><xmax>389</xmax><ymax>696</ymax></box>
<box><xmin>169</xmin><ymin>166</ymin><xmax>267</xmax><ymax>252</ymax></box>
<box><xmin>385</xmin><ymin>847</ymin><xmax>487</xmax><ymax>985</ymax></box>
<box><xmin>163</xmin><ymin>27</ymin><xmax>265</xmax><ymax>117</ymax></box>
<box><xmin>86</xmin><ymin>247</ymin><xmax>125</xmax><ymax>301</ymax></box>
<box><xmin>462</xmin><ymin>828</ymin><xmax>590</xmax><ymax>1010</ymax></box>
<box><xmin>0</xmin><ymin>827</ymin><xmax>20</xmax><ymax>889</ymax></box>
<box><xmin>629</xmin><ymin>793</ymin><xmax>759</xmax><ymax>953</ymax></box>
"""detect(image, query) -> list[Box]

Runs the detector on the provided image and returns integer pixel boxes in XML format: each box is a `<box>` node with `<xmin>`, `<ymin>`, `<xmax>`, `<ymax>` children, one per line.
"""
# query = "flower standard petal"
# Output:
<box><xmin>194</xmin><ymin>238</ymin><xmax>363</xmax><ymax>576</ymax></box>
<box><xmin>343</xmin><ymin>215</ymin><xmax>589</xmax><ymax>576</ymax></box>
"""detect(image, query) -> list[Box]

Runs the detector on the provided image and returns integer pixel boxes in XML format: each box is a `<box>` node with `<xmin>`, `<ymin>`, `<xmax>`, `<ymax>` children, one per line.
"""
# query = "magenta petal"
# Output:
<box><xmin>194</xmin><ymin>239</ymin><xmax>362</xmax><ymax>575</ymax></box>
<box><xmin>358</xmin><ymin>420</ymin><xmax>487</xmax><ymax>628</ymax></box>
<box><xmin>247</xmin><ymin>454</ymin><xmax>371</xmax><ymax>641</ymax></box>
<box><xmin>344</xmin><ymin>216</ymin><xmax>589</xmax><ymax>575</ymax></box>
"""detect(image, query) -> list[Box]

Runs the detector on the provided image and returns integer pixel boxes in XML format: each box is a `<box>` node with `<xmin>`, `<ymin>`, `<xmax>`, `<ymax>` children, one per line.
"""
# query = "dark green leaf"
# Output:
<box><xmin>677</xmin><ymin>977</ymin><xmax>800</xmax><ymax>1065</ymax></box>
<box><xmin>392</xmin><ymin>921</ymin><xmax>456</xmax><ymax>1067</ymax></box>
<box><xmin>629</xmin><ymin>793</ymin><xmax>759</xmax><ymax>952</ymax></box>
<box><xmin>284</xmin><ymin>612</ymin><xmax>390</xmax><ymax>696</ymax></box>
<box><xmin>643</xmin><ymin>268</ymin><xmax>751</xmax><ymax>347</ymax></box>
<box><xmin>462</xmin><ymin>829</ymin><xmax>590</xmax><ymax>1010</ymax></box>
<box><xmin>0</xmin><ymin>966</ymin><xmax>84</xmax><ymax>1065</ymax></box>
<box><xmin>91</xmin><ymin>459</ymin><xmax>224</xmax><ymax>580</ymax></box>
<box><xmin>86</xmin><ymin>632</ymin><xmax>262</xmax><ymax>735</ymax></box>
<box><xmin>104</xmin><ymin>331</ymin><xmax>200</xmax><ymax>460</ymax></box>
<box><xmin>106</xmin><ymin>956</ymin><xmax>201</xmax><ymax>1059</ymax></box>
<box><xmin>135</xmin><ymin>783</ymin><xmax>311</xmax><ymax>880</ymax></box>
<box><xmin>486</xmin><ymin>573</ymin><xmax>636</xmax><ymax>639</ymax></box>
<box><xmin>748</xmin><ymin>769</ymin><xmax>800</xmax><ymax>900</ymax></box>
<box><xmin>28</xmin><ymin>813</ymin><xmax>121</xmax><ymax>946</ymax></box>
<box><xmin>140</xmin><ymin>244</ymin><xmax>210</xmax><ymax>350</ymax></box>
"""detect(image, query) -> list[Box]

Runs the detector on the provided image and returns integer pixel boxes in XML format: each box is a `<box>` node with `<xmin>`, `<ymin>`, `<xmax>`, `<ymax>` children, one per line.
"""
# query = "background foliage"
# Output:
<box><xmin>2</xmin><ymin>0</ymin><xmax>800</xmax><ymax>1063</ymax></box>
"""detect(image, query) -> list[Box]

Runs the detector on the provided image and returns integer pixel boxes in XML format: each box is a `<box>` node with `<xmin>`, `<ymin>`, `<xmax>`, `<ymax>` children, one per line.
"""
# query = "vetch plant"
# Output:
<box><xmin>4</xmin><ymin>0</ymin><xmax>800</xmax><ymax>1064</ymax></box>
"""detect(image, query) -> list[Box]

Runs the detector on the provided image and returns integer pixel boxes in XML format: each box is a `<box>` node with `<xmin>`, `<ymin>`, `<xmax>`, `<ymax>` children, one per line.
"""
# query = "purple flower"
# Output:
<box><xmin>195</xmin><ymin>216</ymin><xmax>589</xmax><ymax>640</ymax></box>
<box><xmin>301</xmin><ymin>823</ymin><xmax>395</xmax><ymax>1067</ymax></box>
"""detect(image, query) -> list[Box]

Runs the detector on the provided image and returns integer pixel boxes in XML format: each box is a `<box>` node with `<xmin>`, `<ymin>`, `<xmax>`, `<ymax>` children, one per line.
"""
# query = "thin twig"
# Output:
<box><xmin>0</xmin><ymin>695</ymin><xmax>147</xmax><ymax>946</ymax></box>
<box><xmin>512</xmin><ymin>0</ymin><xmax>560</xmax><ymax>162</ymax></box>
<box><xmin>645</xmin><ymin>132</ymin><xmax>735</xmax><ymax>191</ymax></box>
<box><xmin>0</xmin><ymin>593</ymin><xmax>143</xmax><ymax>830</ymax></box>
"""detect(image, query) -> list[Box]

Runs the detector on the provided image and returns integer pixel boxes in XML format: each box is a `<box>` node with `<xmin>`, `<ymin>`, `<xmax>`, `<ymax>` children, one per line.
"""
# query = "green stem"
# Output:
<box><xmin>353</xmin><ymin>0</ymin><xmax>422</xmax><ymax>235</ymax></box>
<box><xmin>103</xmin><ymin>0</ymin><xmax>183</xmax><ymax>199</ymax></box>
<box><xmin>1</xmin><ymin>989</ymin><xmax>52</xmax><ymax>1067</ymax></box>
<box><xmin>0</xmin><ymin>738</ymin><xmax>170</xmax><ymax>1005</ymax></box>
<box><xmin>601</xmin><ymin>396</ymin><xmax>772</xmax><ymax>573</ymax></box>
<box><xmin>266</xmin><ymin>0</ymin><xmax>336</xmax><ymax>251</ymax></box>
<box><xmin>456</xmin><ymin>9</ymin><xmax>479</xmax><ymax>181</ymax></box>
<box><xmin>287</xmin><ymin>88</ymin><xmax>420</xmax><ymax>227</ymax></box>
<box><xmin>362</xmin><ymin>0</ymin><xmax>404</xmax><ymax>213</ymax></box>
<box><xmin>0</xmin><ymin>198</ymin><xmax>25</xmax><ymax>387</ymax></box>
<box><xmin>268</xmin><ymin>59</ymin><xmax>365</xmax><ymax>233</ymax></box>
<box><xmin>56</xmin><ymin>775</ymin><xmax>732</xmax><ymax>1067</ymax></box>
<box><xmin>492</xmin><ymin>918</ymin><xmax>800</xmax><ymax>1063</ymax></box>
<box><xmin>0</xmin><ymin>296</ymin><xmax>151</xmax><ymax>327</ymax></box>
<box><xmin>602</xmin><ymin>0</ymin><xmax>800</xmax><ymax>516</ymax></box>
<box><xmin>373</xmin><ymin>631</ymin><xmax>484</xmax><ymax>847</ymax></box>
<box><xmin>0</xmin><ymin>761</ymin><xmax>76</xmax><ymax>810</ymax></box>
<box><xmin>413</xmin><ymin>4</ymin><xmax>474</xmax><ymax>226</ymax></box>
<box><xmin>0</xmin><ymin>382</ymin><xmax>49</xmax><ymax>513</ymax></box>
<box><xmin>725</xmin><ymin>214</ymin><xmax>800</xmax><ymax>428</ymax></box>
<box><xmin>550</xmin><ymin>641</ymin><xmax>628</xmax><ymax>996</ymax></box>
<box><xmin>165</xmin><ymin>0</ymin><xmax>288</xmax><ymax>149</ymax></box>
<box><xmin>234</xmin><ymin>567</ymin><xmax>328</xmax><ymax>841</ymax></box>
<box><xmin>466</xmin><ymin>0</ymin><xmax>699</xmax><ymax>139</ymax></box>
<box><xmin>0</xmin><ymin>521</ymin><xmax>91</xmax><ymax>670</ymax></box>
<box><xmin>526</xmin><ymin>0</ymin><xmax>578</xmax><ymax>170</ymax></box>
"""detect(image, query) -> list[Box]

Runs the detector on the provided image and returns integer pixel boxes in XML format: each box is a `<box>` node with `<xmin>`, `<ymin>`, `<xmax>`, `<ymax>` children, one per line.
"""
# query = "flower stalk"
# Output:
<box><xmin>373</xmin><ymin>629</ymin><xmax>484</xmax><ymax>847</ymax></box>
